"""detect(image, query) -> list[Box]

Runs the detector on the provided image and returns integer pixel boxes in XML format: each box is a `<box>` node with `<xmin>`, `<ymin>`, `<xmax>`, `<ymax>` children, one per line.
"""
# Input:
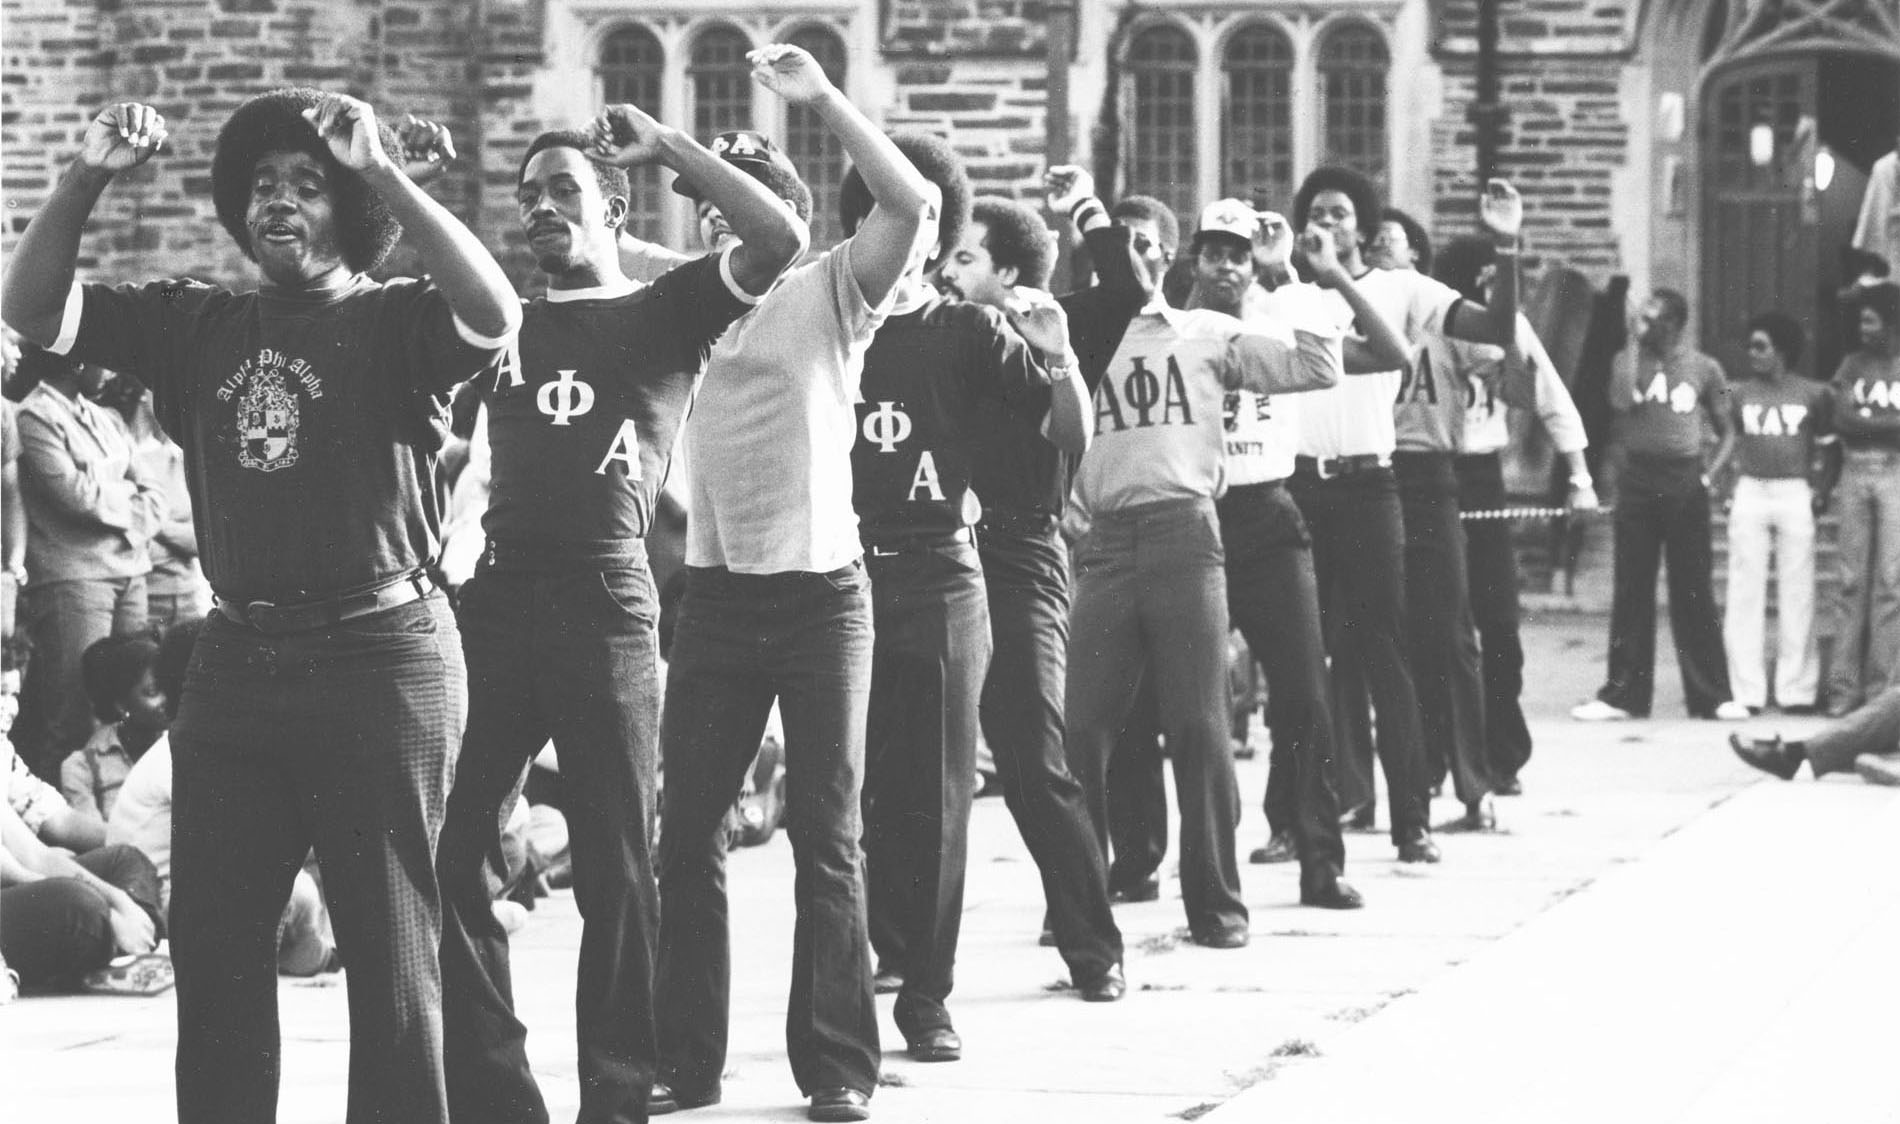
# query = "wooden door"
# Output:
<box><xmin>1701</xmin><ymin>58</ymin><xmax>1820</xmax><ymax>376</ymax></box>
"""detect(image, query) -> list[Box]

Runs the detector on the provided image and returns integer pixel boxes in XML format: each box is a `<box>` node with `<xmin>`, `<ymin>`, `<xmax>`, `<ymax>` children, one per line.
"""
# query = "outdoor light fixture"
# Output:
<box><xmin>1750</xmin><ymin>122</ymin><xmax>1775</xmax><ymax>167</ymax></box>
<box><xmin>1815</xmin><ymin>148</ymin><xmax>1836</xmax><ymax>191</ymax></box>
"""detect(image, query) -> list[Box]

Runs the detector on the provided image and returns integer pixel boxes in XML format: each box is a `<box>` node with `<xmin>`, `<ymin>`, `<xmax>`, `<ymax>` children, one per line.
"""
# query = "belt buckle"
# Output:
<box><xmin>1317</xmin><ymin>457</ymin><xmax>1339</xmax><ymax>480</ymax></box>
<box><xmin>870</xmin><ymin>545</ymin><xmax>900</xmax><ymax>558</ymax></box>
<box><xmin>243</xmin><ymin>600</ymin><xmax>277</xmax><ymax>630</ymax></box>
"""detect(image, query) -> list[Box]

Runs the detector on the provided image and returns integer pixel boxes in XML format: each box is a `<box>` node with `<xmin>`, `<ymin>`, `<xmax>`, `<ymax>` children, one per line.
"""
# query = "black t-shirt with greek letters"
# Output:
<box><xmin>63</xmin><ymin>275</ymin><xmax>505</xmax><ymax>603</ymax></box>
<box><xmin>853</xmin><ymin>295</ymin><xmax>1043</xmax><ymax>536</ymax></box>
<box><xmin>481</xmin><ymin>253</ymin><xmax>749</xmax><ymax>552</ymax></box>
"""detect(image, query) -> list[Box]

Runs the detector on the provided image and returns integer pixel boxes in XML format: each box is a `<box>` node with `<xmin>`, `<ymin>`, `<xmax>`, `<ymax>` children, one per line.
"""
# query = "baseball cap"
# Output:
<box><xmin>1195</xmin><ymin>199</ymin><xmax>1258</xmax><ymax>246</ymax></box>
<box><xmin>672</xmin><ymin>130</ymin><xmax>799</xmax><ymax>201</ymax></box>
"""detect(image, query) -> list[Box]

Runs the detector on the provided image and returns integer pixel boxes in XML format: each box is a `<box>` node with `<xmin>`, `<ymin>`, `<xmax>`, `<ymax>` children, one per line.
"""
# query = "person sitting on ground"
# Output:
<box><xmin>60</xmin><ymin>633</ymin><xmax>165</xmax><ymax>822</ymax></box>
<box><xmin>1</xmin><ymin>796</ymin><xmax>164</xmax><ymax>991</ymax></box>
<box><xmin>1730</xmin><ymin>679</ymin><xmax>1900</xmax><ymax>785</ymax></box>
<box><xmin>107</xmin><ymin>617</ymin><xmax>338</xmax><ymax>975</ymax></box>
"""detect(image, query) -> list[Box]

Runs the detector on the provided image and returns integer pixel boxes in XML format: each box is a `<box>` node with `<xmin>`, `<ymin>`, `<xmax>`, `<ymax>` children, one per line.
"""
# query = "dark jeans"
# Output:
<box><xmin>862</xmin><ymin>537</ymin><xmax>992</xmax><ymax>1037</ymax></box>
<box><xmin>1217</xmin><ymin>482</ymin><xmax>1348</xmax><ymax>880</ymax></box>
<box><xmin>1597</xmin><ymin>456</ymin><xmax>1732</xmax><ymax>716</ymax></box>
<box><xmin>0</xmin><ymin>843</ymin><xmax>162</xmax><ymax>987</ymax></box>
<box><xmin>169</xmin><ymin>593</ymin><xmax>464</xmax><ymax>1124</ymax></box>
<box><xmin>16</xmin><ymin>574</ymin><xmax>149</xmax><ymax>777</ymax></box>
<box><xmin>1065</xmin><ymin>498</ymin><xmax>1247</xmax><ymax>937</ymax></box>
<box><xmin>439</xmin><ymin>557</ymin><xmax>661</xmax><ymax>1124</ymax></box>
<box><xmin>976</xmin><ymin>523</ymin><xmax>1122</xmax><ymax>982</ymax></box>
<box><xmin>1457</xmin><ymin>454</ymin><xmax>1533</xmax><ymax>783</ymax></box>
<box><xmin>1105</xmin><ymin>677</ymin><xmax>1166</xmax><ymax>892</ymax></box>
<box><xmin>655</xmin><ymin>562</ymin><xmax>879</xmax><ymax>1101</ymax></box>
<box><xmin>1394</xmin><ymin>453</ymin><xmax>1492</xmax><ymax>807</ymax></box>
<box><xmin>1289</xmin><ymin>466</ymin><xmax>1429</xmax><ymax>843</ymax></box>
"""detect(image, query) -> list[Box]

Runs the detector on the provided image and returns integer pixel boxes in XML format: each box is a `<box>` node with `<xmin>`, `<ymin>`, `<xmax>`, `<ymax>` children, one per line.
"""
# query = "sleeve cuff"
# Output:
<box><xmin>452</xmin><ymin>310</ymin><xmax>517</xmax><ymax>351</ymax></box>
<box><xmin>718</xmin><ymin>244</ymin><xmax>764</xmax><ymax>306</ymax></box>
<box><xmin>48</xmin><ymin>282</ymin><xmax>85</xmax><ymax>356</ymax></box>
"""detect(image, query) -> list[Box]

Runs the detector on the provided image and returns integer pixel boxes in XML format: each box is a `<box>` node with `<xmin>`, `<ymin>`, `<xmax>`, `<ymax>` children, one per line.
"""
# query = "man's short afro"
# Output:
<box><xmin>839</xmin><ymin>132</ymin><xmax>970</xmax><ymax>271</ymax></box>
<box><xmin>213</xmin><ymin>88</ymin><xmax>404</xmax><ymax>273</ymax></box>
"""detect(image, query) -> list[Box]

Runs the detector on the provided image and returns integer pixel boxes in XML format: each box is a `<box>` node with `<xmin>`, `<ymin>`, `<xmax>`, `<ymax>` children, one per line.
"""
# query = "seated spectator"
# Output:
<box><xmin>60</xmin><ymin>633</ymin><xmax>165</xmax><ymax>822</ymax></box>
<box><xmin>107</xmin><ymin>617</ymin><xmax>336</xmax><ymax>975</ymax></box>
<box><xmin>9</xmin><ymin>730</ymin><xmax>106</xmax><ymax>853</ymax></box>
<box><xmin>1</xmin><ymin>793</ymin><xmax>164</xmax><ymax>992</ymax></box>
<box><xmin>1731</xmin><ymin>680</ymin><xmax>1900</xmax><ymax>785</ymax></box>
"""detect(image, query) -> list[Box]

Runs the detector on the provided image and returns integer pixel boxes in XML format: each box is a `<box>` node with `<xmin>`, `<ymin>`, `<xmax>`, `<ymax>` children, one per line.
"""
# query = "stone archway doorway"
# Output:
<box><xmin>1696</xmin><ymin>0</ymin><xmax>1900</xmax><ymax>376</ymax></box>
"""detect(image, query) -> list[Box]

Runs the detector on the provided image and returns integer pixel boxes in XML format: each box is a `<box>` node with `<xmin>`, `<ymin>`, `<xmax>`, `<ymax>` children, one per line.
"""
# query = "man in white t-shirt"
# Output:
<box><xmin>1285</xmin><ymin>166</ymin><xmax>1523</xmax><ymax>864</ymax></box>
<box><xmin>648</xmin><ymin>44</ymin><xmax>940</xmax><ymax>1124</ymax></box>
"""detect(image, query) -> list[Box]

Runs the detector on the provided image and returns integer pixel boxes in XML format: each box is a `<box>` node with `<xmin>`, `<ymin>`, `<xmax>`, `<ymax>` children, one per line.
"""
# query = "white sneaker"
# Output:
<box><xmin>492</xmin><ymin>900</ymin><xmax>531</xmax><ymax>935</ymax></box>
<box><xmin>1571</xmin><ymin>699</ymin><xmax>1634</xmax><ymax>722</ymax></box>
<box><xmin>1712</xmin><ymin>701</ymin><xmax>1753</xmax><ymax>721</ymax></box>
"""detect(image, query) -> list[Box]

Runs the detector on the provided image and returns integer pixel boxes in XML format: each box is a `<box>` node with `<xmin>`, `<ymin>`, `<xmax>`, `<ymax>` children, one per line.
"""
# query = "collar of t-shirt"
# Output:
<box><xmin>1137</xmin><ymin>292</ymin><xmax>1191</xmax><ymax>331</ymax></box>
<box><xmin>545</xmin><ymin>277</ymin><xmax>643</xmax><ymax>303</ymax></box>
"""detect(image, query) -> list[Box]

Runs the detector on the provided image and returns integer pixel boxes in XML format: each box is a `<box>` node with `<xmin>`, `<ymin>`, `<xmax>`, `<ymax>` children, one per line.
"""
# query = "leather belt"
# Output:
<box><xmin>862</xmin><ymin>526</ymin><xmax>974</xmax><ymax>558</ymax></box>
<box><xmin>977</xmin><ymin>508</ymin><xmax>1059</xmax><ymax>537</ymax></box>
<box><xmin>216</xmin><ymin>570</ymin><xmax>434</xmax><ymax>635</ymax></box>
<box><xmin>1294</xmin><ymin>453</ymin><xmax>1390</xmax><ymax>480</ymax></box>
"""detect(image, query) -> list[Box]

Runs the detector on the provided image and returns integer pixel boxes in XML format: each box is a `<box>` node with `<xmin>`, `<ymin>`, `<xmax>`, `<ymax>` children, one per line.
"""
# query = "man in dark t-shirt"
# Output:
<box><xmin>435</xmin><ymin>106</ymin><xmax>804</xmax><ymax>1124</ymax></box>
<box><xmin>3</xmin><ymin>90</ymin><xmax>521</xmax><ymax>1123</ymax></box>
<box><xmin>935</xmin><ymin>177</ymin><xmax>1139</xmax><ymax>998</ymax></box>
<box><xmin>843</xmin><ymin>135</ymin><xmax>1071</xmax><ymax>1063</ymax></box>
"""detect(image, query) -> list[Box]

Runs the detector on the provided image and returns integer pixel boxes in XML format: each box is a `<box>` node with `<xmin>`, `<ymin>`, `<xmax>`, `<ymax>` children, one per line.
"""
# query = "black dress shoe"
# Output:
<box><xmin>1494</xmin><ymin>775</ymin><xmax>1523</xmax><ymax>796</ymax></box>
<box><xmin>1108</xmin><ymin>876</ymin><xmax>1160</xmax><ymax>904</ymax></box>
<box><xmin>1439</xmin><ymin>794</ymin><xmax>1496</xmax><ymax>833</ymax></box>
<box><xmin>1248</xmin><ymin>829</ymin><xmax>1296</xmax><ymax>864</ymax></box>
<box><xmin>906</xmin><ymin>1025</ymin><xmax>962</xmax><ymax>1062</ymax></box>
<box><xmin>808</xmin><ymin>1087</ymin><xmax>872</xmax><ymax>1122</ymax></box>
<box><xmin>872</xmin><ymin>963</ymin><xmax>904</xmax><ymax>994</ymax></box>
<box><xmin>1075</xmin><ymin>963</ymin><xmax>1126</xmax><ymax>1002</ymax></box>
<box><xmin>1190</xmin><ymin>923</ymin><xmax>1250</xmax><ymax>949</ymax></box>
<box><xmin>1729</xmin><ymin>733</ymin><xmax>1803</xmax><ymax>780</ymax></box>
<box><xmin>1342</xmin><ymin>803</ymin><xmax>1375</xmax><ymax>831</ymax></box>
<box><xmin>649</xmin><ymin>1081</ymin><xmax>719</xmax><ymax>1115</ymax></box>
<box><xmin>1299</xmin><ymin>877</ymin><xmax>1364</xmax><ymax>910</ymax></box>
<box><xmin>1397</xmin><ymin>830</ymin><xmax>1441</xmax><ymax>864</ymax></box>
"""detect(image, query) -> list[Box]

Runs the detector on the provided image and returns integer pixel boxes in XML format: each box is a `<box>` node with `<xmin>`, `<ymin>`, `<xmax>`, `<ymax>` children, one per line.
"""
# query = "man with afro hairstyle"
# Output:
<box><xmin>4</xmin><ymin>89</ymin><xmax>520</xmax><ymax>1123</ymax></box>
<box><xmin>935</xmin><ymin>172</ymin><xmax>1146</xmax><ymax>1001</ymax></box>
<box><xmin>1285</xmin><ymin>166</ymin><xmax>1523</xmax><ymax>863</ymax></box>
<box><xmin>839</xmin><ymin>133</ymin><xmax>1084</xmax><ymax>1060</ymax></box>
<box><xmin>436</xmin><ymin>100</ymin><xmax>805</xmax><ymax>1124</ymax></box>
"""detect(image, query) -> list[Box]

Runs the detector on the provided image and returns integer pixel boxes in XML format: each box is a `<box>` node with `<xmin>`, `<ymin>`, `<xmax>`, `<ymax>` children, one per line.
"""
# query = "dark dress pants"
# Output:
<box><xmin>1457</xmin><ymin>453</ymin><xmax>1533</xmax><ymax>784</ymax></box>
<box><xmin>861</xmin><ymin>537</ymin><xmax>992</xmax><ymax>1037</ymax></box>
<box><xmin>1597</xmin><ymin>455</ymin><xmax>1733</xmax><ymax>716</ymax></box>
<box><xmin>439</xmin><ymin>558</ymin><xmax>661</xmax><ymax>1124</ymax></box>
<box><xmin>975</xmin><ymin>521</ymin><xmax>1122</xmax><ymax>983</ymax></box>
<box><xmin>1217</xmin><ymin>482</ymin><xmax>1348</xmax><ymax>881</ymax></box>
<box><xmin>1289</xmin><ymin>467</ymin><xmax>1429</xmax><ymax>844</ymax></box>
<box><xmin>1065</xmin><ymin>498</ymin><xmax>1247</xmax><ymax>938</ymax></box>
<box><xmin>1105</xmin><ymin>677</ymin><xmax>1167</xmax><ymax>892</ymax></box>
<box><xmin>169</xmin><ymin>593</ymin><xmax>464</xmax><ymax>1124</ymax></box>
<box><xmin>1394</xmin><ymin>452</ymin><xmax>1493</xmax><ymax>807</ymax></box>
<box><xmin>655</xmin><ymin>563</ymin><xmax>879</xmax><ymax>1102</ymax></box>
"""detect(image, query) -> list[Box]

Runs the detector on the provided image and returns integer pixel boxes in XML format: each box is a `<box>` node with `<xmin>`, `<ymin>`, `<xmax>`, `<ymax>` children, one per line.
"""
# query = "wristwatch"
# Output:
<box><xmin>1045</xmin><ymin>352</ymin><xmax>1076</xmax><ymax>382</ymax></box>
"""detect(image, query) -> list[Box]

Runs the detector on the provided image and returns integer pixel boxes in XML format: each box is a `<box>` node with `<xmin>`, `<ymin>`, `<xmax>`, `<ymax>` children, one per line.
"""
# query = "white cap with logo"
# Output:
<box><xmin>1196</xmin><ymin>199</ymin><xmax>1258</xmax><ymax>244</ymax></box>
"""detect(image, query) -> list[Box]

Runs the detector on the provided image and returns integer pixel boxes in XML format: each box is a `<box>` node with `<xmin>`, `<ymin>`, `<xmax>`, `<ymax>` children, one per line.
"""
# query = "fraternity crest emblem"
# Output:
<box><xmin>237</xmin><ymin>367</ymin><xmax>301</xmax><ymax>471</ymax></box>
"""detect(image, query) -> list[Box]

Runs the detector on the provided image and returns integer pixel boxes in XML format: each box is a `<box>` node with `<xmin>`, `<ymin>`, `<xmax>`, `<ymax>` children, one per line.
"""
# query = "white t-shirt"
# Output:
<box><xmin>1460</xmin><ymin>314</ymin><xmax>1589</xmax><ymax>456</ymax></box>
<box><xmin>107</xmin><ymin>735</ymin><xmax>173</xmax><ymax>907</ymax></box>
<box><xmin>1226</xmin><ymin>283</ymin><xmax>1336</xmax><ymax>485</ymax></box>
<box><xmin>682</xmin><ymin>243</ymin><xmax>891</xmax><ymax>574</ymax></box>
<box><xmin>1296</xmin><ymin>267</ymin><xmax>1461</xmax><ymax>460</ymax></box>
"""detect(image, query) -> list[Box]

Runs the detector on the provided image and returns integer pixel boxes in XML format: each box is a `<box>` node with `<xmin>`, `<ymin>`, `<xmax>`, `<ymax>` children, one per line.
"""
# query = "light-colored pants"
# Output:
<box><xmin>1724</xmin><ymin>476</ymin><xmax>1818</xmax><ymax>708</ymax></box>
<box><xmin>1826</xmin><ymin>447</ymin><xmax>1900</xmax><ymax>710</ymax></box>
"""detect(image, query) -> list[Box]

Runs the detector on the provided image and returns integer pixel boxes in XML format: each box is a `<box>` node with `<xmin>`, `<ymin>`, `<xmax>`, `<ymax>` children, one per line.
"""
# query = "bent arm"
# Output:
<box><xmin>3</xmin><ymin>163</ymin><xmax>115</xmax><ymax>345</ymax></box>
<box><xmin>18</xmin><ymin>414</ymin><xmax>142</xmax><ymax>531</ymax></box>
<box><xmin>817</xmin><ymin>90</ymin><xmax>937</xmax><ymax>307</ymax></box>
<box><xmin>1231</xmin><ymin>329</ymin><xmax>1341</xmax><ymax>395</ymax></box>
<box><xmin>361</xmin><ymin>163</ymin><xmax>520</xmax><ymax>341</ymax></box>
<box><xmin>659</xmin><ymin>132</ymin><xmax>806</xmax><ymax>294</ymax></box>
<box><xmin>1040</xmin><ymin>367</ymin><xmax>1093</xmax><ymax>455</ymax></box>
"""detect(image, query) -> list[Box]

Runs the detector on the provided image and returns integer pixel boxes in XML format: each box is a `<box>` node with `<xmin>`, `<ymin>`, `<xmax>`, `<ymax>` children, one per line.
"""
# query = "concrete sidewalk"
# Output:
<box><xmin>3</xmin><ymin>611</ymin><xmax>1868</xmax><ymax>1121</ymax></box>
